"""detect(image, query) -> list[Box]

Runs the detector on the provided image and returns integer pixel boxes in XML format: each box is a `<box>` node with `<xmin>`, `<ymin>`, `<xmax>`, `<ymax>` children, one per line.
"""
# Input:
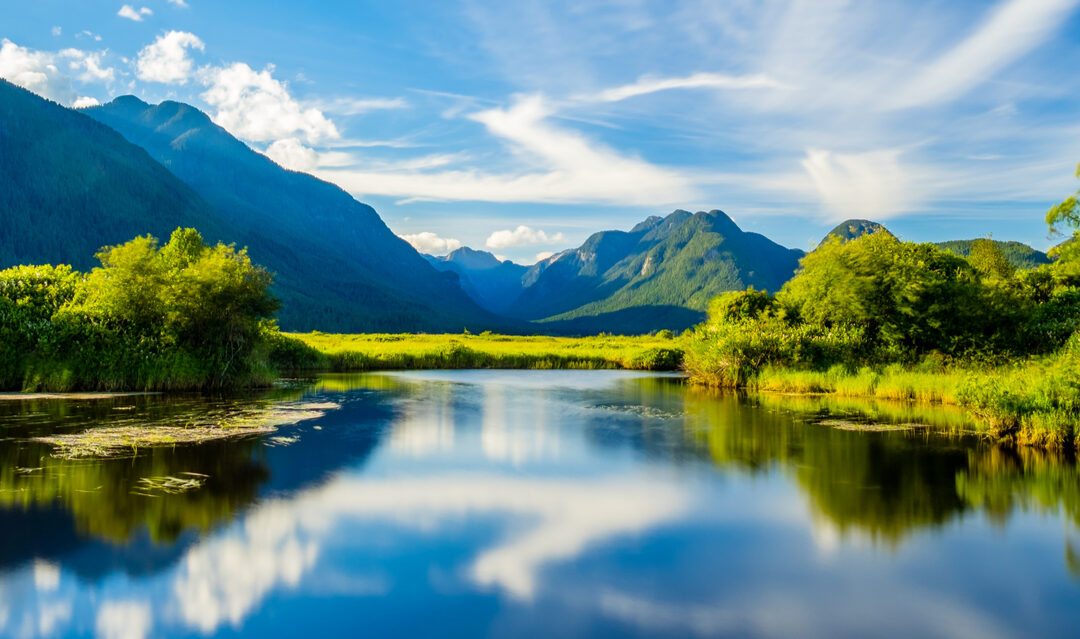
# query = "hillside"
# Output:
<box><xmin>822</xmin><ymin>219</ymin><xmax>894</xmax><ymax>244</ymax></box>
<box><xmin>508</xmin><ymin>210</ymin><xmax>805</xmax><ymax>333</ymax></box>
<box><xmin>83</xmin><ymin>96</ymin><xmax>503</xmax><ymax>332</ymax></box>
<box><xmin>936</xmin><ymin>239</ymin><xmax>1052</xmax><ymax>270</ymax></box>
<box><xmin>424</xmin><ymin>248</ymin><xmax>527</xmax><ymax>314</ymax></box>
<box><xmin>0</xmin><ymin>80</ymin><xmax>225</xmax><ymax>268</ymax></box>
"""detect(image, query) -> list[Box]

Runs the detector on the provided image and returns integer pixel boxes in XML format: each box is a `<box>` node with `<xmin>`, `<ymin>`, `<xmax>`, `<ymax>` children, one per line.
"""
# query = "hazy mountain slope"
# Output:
<box><xmin>425</xmin><ymin>247</ymin><xmax>527</xmax><ymax>314</ymax></box>
<box><xmin>0</xmin><ymin>80</ymin><xmax>224</xmax><ymax>269</ymax></box>
<box><xmin>509</xmin><ymin>210</ymin><xmax>805</xmax><ymax>332</ymax></box>
<box><xmin>935</xmin><ymin>239</ymin><xmax>1052</xmax><ymax>270</ymax></box>
<box><xmin>84</xmin><ymin>96</ymin><xmax>503</xmax><ymax>332</ymax></box>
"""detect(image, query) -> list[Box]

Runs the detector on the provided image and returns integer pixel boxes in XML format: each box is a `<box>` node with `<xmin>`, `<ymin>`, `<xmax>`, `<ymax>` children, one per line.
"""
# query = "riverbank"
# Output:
<box><xmin>272</xmin><ymin>332</ymin><xmax>684</xmax><ymax>372</ymax></box>
<box><xmin>685</xmin><ymin>346</ymin><xmax>1080</xmax><ymax>452</ymax></box>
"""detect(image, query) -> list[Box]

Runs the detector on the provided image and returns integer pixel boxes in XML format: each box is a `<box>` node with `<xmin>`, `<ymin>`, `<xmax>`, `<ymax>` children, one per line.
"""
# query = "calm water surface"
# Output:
<box><xmin>0</xmin><ymin>370</ymin><xmax>1078</xmax><ymax>638</ymax></box>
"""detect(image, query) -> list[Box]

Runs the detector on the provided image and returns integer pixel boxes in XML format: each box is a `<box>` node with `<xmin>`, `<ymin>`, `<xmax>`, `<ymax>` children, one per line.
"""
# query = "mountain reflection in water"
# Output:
<box><xmin>0</xmin><ymin>370</ymin><xmax>1076</xmax><ymax>638</ymax></box>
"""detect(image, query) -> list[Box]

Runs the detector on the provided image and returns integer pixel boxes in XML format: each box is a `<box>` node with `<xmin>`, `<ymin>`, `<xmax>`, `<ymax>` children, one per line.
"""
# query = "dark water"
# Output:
<box><xmin>0</xmin><ymin>370</ymin><xmax>1077</xmax><ymax>638</ymax></box>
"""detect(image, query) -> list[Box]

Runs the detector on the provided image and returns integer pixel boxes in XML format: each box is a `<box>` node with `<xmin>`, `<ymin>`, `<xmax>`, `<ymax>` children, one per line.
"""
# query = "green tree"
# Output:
<box><xmin>968</xmin><ymin>237</ymin><xmax>1016</xmax><ymax>282</ymax></box>
<box><xmin>778</xmin><ymin>231</ymin><xmax>1005</xmax><ymax>356</ymax></box>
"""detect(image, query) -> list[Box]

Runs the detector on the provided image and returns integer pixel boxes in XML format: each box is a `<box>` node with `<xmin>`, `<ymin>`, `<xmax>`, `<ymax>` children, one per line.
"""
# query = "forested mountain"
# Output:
<box><xmin>80</xmin><ymin>96</ymin><xmax>503</xmax><ymax>332</ymax></box>
<box><xmin>822</xmin><ymin>219</ymin><xmax>893</xmax><ymax>244</ymax></box>
<box><xmin>0</xmin><ymin>80</ymin><xmax>225</xmax><ymax>268</ymax></box>
<box><xmin>822</xmin><ymin>218</ymin><xmax>1051</xmax><ymax>270</ymax></box>
<box><xmin>935</xmin><ymin>239</ymin><xmax>1052</xmax><ymax>270</ymax></box>
<box><xmin>424</xmin><ymin>248</ymin><xmax>527</xmax><ymax>314</ymax></box>
<box><xmin>505</xmin><ymin>210</ymin><xmax>805</xmax><ymax>333</ymax></box>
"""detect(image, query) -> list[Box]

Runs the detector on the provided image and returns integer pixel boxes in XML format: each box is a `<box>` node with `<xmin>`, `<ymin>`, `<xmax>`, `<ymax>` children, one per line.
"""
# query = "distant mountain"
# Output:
<box><xmin>0</xmin><ymin>79</ymin><xmax>225</xmax><ymax>269</ymax></box>
<box><xmin>822</xmin><ymin>219</ymin><xmax>894</xmax><ymax>244</ymax></box>
<box><xmin>935</xmin><ymin>239</ymin><xmax>1052</xmax><ymax>270</ymax></box>
<box><xmin>424</xmin><ymin>247</ymin><xmax>527</xmax><ymax>314</ymax></box>
<box><xmin>507</xmin><ymin>210</ymin><xmax>805</xmax><ymax>333</ymax></box>
<box><xmin>82</xmin><ymin>96</ymin><xmax>503</xmax><ymax>332</ymax></box>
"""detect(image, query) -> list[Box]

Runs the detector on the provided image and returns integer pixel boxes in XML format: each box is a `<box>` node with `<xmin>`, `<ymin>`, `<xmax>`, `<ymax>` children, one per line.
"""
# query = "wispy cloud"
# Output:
<box><xmin>888</xmin><ymin>0</ymin><xmax>1080</xmax><ymax>110</ymax></box>
<box><xmin>318</xmin><ymin>94</ymin><xmax>698</xmax><ymax>206</ymax></box>
<box><xmin>308</xmin><ymin>96</ymin><xmax>409</xmax><ymax>116</ymax></box>
<box><xmin>581</xmin><ymin>72</ymin><xmax>784</xmax><ymax>103</ymax></box>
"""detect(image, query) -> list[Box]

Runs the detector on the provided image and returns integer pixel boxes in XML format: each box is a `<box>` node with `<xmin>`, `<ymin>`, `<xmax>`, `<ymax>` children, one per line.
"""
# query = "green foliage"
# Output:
<box><xmin>937</xmin><ymin>238</ymin><xmax>1051</xmax><ymax>271</ymax></box>
<box><xmin>0</xmin><ymin>265</ymin><xmax>80</xmax><ymax>388</ymax></box>
<box><xmin>967</xmin><ymin>237</ymin><xmax>1016</xmax><ymax>281</ymax></box>
<box><xmin>1046</xmin><ymin>162</ymin><xmax>1080</xmax><ymax>237</ymax></box>
<box><xmin>778</xmin><ymin>232</ymin><xmax>1010</xmax><ymax>356</ymax></box>
<box><xmin>686</xmin><ymin>172</ymin><xmax>1080</xmax><ymax>452</ymax></box>
<box><xmin>0</xmin><ymin>228</ymin><xmax>278</xmax><ymax>391</ymax></box>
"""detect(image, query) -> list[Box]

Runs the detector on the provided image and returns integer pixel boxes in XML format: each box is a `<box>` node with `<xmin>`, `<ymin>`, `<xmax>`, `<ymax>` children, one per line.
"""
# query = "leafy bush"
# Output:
<box><xmin>1</xmin><ymin>228</ymin><xmax>279</xmax><ymax>391</ymax></box>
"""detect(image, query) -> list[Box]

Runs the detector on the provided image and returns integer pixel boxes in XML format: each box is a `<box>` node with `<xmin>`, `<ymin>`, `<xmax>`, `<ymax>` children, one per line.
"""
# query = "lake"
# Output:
<box><xmin>0</xmin><ymin>370</ymin><xmax>1077</xmax><ymax>638</ymax></box>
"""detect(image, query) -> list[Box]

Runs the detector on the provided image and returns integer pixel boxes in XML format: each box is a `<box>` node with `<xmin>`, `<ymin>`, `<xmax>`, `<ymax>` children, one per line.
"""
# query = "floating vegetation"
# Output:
<box><xmin>594</xmin><ymin>403</ymin><xmax>686</xmax><ymax>420</ymax></box>
<box><xmin>33</xmin><ymin>401</ymin><xmax>339</xmax><ymax>459</ymax></box>
<box><xmin>265</xmin><ymin>434</ymin><xmax>300</xmax><ymax>447</ymax></box>
<box><xmin>816</xmin><ymin>419</ymin><xmax>927</xmax><ymax>432</ymax></box>
<box><xmin>134</xmin><ymin>472</ymin><xmax>208</xmax><ymax>496</ymax></box>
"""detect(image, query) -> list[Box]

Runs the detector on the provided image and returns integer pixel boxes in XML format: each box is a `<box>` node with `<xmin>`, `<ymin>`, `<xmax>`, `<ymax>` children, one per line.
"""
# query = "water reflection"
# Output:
<box><xmin>0</xmin><ymin>371</ymin><xmax>1076</xmax><ymax>637</ymax></box>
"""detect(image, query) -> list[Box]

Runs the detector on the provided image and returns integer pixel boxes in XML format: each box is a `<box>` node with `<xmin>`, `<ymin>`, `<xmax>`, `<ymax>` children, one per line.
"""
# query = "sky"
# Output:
<box><xmin>2</xmin><ymin>0</ymin><xmax>1080</xmax><ymax>263</ymax></box>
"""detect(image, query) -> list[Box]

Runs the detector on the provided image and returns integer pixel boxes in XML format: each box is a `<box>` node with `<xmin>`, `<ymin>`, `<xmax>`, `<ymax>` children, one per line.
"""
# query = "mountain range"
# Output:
<box><xmin>0</xmin><ymin>80</ymin><xmax>1056</xmax><ymax>335</ymax></box>
<box><xmin>0</xmin><ymin>79</ymin><xmax>501</xmax><ymax>332</ymax></box>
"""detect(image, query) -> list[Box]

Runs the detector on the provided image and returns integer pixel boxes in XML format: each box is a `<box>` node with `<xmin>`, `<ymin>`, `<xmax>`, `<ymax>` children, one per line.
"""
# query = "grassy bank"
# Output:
<box><xmin>272</xmin><ymin>332</ymin><xmax>684</xmax><ymax>372</ymax></box>
<box><xmin>686</xmin><ymin>341</ymin><xmax>1080</xmax><ymax>451</ymax></box>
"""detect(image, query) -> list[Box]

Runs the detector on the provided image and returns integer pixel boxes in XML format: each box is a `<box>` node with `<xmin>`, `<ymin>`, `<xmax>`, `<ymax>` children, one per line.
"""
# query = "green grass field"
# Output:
<box><xmin>275</xmin><ymin>332</ymin><xmax>684</xmax><ymax>372</ymax></box>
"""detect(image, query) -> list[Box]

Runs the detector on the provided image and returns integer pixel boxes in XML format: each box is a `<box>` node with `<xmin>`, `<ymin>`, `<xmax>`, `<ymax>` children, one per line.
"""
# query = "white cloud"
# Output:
<box><xmin>136</xmin><ymin>30</ymin><xmax>204</xmax><ymax>84</ymax></box>
<box><xmin>51</xmin><ymin>26</ymin><xmax>61</xmax><ymax>36</ymax></box>
<box><xmin>200</xmin><ymin>62</ymin><xmax>339</xmax><ymax>144</ymax></box>
<box><xmin>168</xmin><ymin>0</ymin><xmax>190</xmax><ymax>7</ymax></box>
<box><xmin>889</xmin><ymin>0</ymin><xmax>1080</xmax><ymax>109</ymax></box>
<box><xmin>399</xmin><ymin>232</ymin><xmax>462</xmax><ymax>255</ymax></box>
<box><xmin>534</xmin><ymin>251</ymin><xmax>555</xmax><ymax>263</ymax></box>
<box><xmin>96</xmin><ymin>600</ymin><xmax>152</xmax><ymax>639</ymax></box>
<box><xmin>77</xmin><ymin>30</ymin><xmax>103</xmax><ymax>42</ymax></box>
<box><xmin>264</xmin><ymin>137</ymin><xmax>319</xmax><ymax>172</ymax></box>
<box><xmin>73</xmin><ymin>96</ymin><xmax>101</xmax><ymax>108</ymax></box>
<box><xmin>32</xmin><ymin>560</ymin><xmax>60</xmax><ymax>592</ymax></box>
<box><xmin>117</xmin><ymin>5</ymin><xmax>153</xmax><ymax>21</ymax></box>
<box><xmin>0</xmin><ymin>38</ymin><xmax>76</xmax><ymax>104</ymax></box>
<box><xmin>485</xmin><ymin>225</ymin><xmax>565</xmax><ymax>249</ymax></box>
<box><xmin>318</xmin><ymin>94</ymin><xmax>697</xmax><ymax>206</ymax></box>
<box><xmin>801</xmin><ymin>148</ymin><xmax>923</xmax><ymax>221</ymax></box>
<box><xmin>583</xmin><ymin>72</ymin><xmax>784</xmax><ymax>103</ymax></box>
<box><xmin>59</xmin><ymin>48</ymin><xmax>116</xmax><ymax>84</ymax></box>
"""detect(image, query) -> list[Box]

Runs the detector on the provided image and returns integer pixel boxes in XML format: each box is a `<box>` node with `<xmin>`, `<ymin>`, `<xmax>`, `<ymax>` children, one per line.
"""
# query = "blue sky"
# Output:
<box><xmin>3</xmin><ymin>0</ymin><xmax>1080</xmax><ymax>263</ymax></box>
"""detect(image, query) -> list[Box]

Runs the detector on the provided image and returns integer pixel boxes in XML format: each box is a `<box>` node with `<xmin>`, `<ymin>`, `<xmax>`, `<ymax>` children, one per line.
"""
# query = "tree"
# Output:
<box><xmin>968</xmin><ymin>237</ymin><xmax>1015</xmax><ymax>282</ymax></box>
<box><xmin>1046</xmin><ymin>163</ymin><xmax>1080</xmax><ymax>240</ymax></box>
<box><xmin>777</xmin><ymin>231</ymin><xmax>1006</xmax><ymax>355</ymax></box>
<box><xmin>63</xmin><ymin>228</ymin><xmax>279</xmax><ymax>386</ymax></box>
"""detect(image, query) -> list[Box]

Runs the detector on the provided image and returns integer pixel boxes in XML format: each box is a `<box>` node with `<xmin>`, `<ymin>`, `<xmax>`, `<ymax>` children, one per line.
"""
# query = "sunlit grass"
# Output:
<box><xmin>275</xmin><ymin>332</ymin><xmax>684</xmax><ymax>372</ymax></box>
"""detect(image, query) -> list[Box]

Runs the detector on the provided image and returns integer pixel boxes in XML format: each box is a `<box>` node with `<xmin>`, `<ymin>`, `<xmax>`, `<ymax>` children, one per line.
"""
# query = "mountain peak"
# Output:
<box><xmin>823</xmin><ymin>219</ymin><xmax>893</xmax><ymax>245</ymax></box>
<box><xmin>444</xmin><ymin>246</ymin><xmax>508</xmax><ymax>270</ymax></box>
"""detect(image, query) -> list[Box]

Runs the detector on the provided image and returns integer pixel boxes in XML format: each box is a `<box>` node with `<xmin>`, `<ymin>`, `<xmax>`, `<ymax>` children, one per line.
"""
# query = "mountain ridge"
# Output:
<box><xmin>83</xmin><ymin>94</ymin><xmax>506</xmax><ymax>332</ymax></box>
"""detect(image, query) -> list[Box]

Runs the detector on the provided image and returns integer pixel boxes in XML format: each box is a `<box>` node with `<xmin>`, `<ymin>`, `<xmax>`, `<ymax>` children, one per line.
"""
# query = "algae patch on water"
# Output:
<box><xmin>816</xmin><ymin>418</ymin><xmax>927</xmax><ymax>432</ymax></box>
<box><xmin>32</xmin><ymin>401</ymin><xmax>339</xmax><ymax>459</ymax></box>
